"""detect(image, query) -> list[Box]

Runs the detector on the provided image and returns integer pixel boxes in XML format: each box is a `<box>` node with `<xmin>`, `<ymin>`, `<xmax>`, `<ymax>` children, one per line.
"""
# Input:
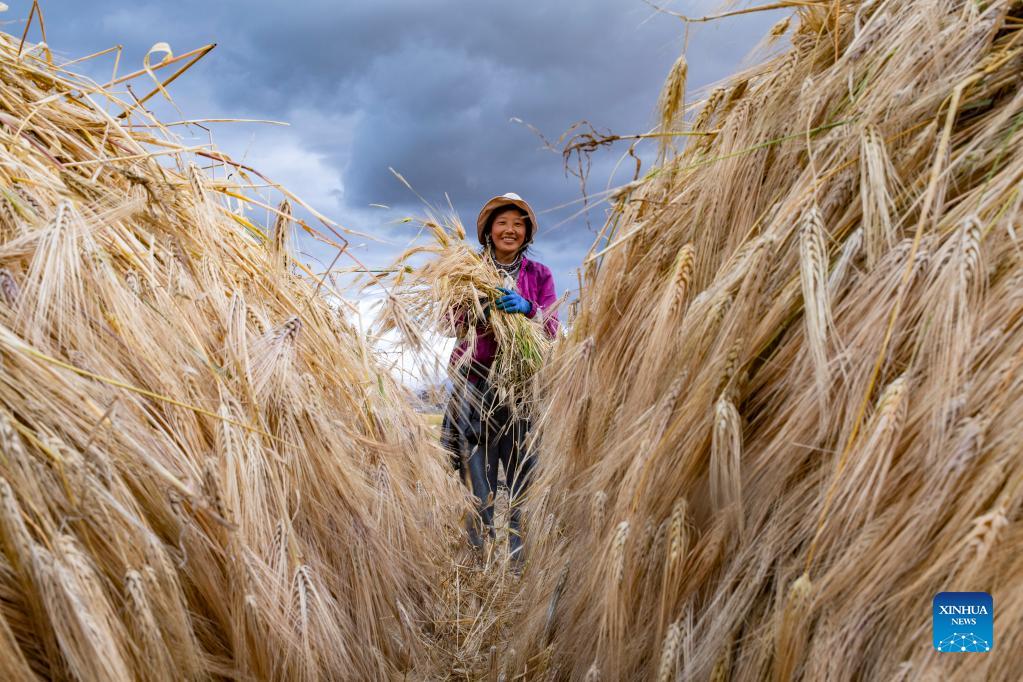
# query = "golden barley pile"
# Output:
<box><xmin>0</xmin><ymin>31</ymin><xmax>466</xmax><ymax>681</ymax></box>
<box><xmin>507</xmin><ymin>1</ymin><xmax>1023</xmax><ymax>679</ymax></box>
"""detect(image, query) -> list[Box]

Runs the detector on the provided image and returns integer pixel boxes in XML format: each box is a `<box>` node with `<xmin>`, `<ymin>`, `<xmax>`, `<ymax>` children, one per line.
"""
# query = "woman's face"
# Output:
<box><xmin>490</xmin><ymin>208</ymin><xmax>527</xmax><ymax>261</ymax></box>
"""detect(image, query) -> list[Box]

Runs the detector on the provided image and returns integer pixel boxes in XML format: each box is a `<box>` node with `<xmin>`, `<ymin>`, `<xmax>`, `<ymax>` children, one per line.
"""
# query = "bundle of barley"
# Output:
<box><xmin>511</xmin><ymin>1</ymin><xmax>1023</xmax><ymax>679</ymax></box>
<box><xmin>376</xmin><ymin>211</ymin><xmax>552</xmax><ymax>415</ymax></box>
<box><xmin>0</xmin><ymin>30</ymin><xmax>464</xmax><ymax>681</ymax></box>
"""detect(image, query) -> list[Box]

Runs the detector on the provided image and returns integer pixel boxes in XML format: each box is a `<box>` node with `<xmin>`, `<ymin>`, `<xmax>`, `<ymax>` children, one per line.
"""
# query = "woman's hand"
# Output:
<box><xmin>495</xmin><ymin>287</ymin><xmax>533</xmax><ymax>315</ymax></box>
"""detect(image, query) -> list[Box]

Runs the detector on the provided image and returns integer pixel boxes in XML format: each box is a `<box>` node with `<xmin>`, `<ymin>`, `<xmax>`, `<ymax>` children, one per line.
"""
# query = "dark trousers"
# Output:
<box><xmin>441</xmin><ymin>376</ymin><xmax>535</xmax><ymax>552</ymax></box>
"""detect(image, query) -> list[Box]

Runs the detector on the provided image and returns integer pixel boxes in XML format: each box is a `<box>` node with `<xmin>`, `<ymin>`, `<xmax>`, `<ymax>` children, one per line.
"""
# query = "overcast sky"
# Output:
<box><xmin>12</xmin><ymin>1</ymin><xmax>785</xmax><ymax>383</ymax></box>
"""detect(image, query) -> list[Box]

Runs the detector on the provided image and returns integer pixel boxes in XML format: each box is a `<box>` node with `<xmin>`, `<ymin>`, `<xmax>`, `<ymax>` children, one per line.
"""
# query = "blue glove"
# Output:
<box><xmin>495</xmin><ymin>287</ymin><xmax>533</xmax><ymax>315</ymax></box>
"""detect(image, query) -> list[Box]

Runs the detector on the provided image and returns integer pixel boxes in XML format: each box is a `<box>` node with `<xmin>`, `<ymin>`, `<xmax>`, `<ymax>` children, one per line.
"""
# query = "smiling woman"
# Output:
<box><xmin>441</xmin><ymin>192</ymin><xmax>559</xmax><ymax>564</ymax></box>
<box><xmin>488</xmin><ymin>205</ymin><xmax>529</xmax><ymax>263</ymax></box>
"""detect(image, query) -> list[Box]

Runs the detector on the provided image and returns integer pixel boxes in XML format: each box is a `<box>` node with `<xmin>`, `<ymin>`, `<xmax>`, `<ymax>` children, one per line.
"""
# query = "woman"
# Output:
<box><xmin>441</xmin><ymin>192</ymin><xmax>559</xmax><ymax>562</ymax></box>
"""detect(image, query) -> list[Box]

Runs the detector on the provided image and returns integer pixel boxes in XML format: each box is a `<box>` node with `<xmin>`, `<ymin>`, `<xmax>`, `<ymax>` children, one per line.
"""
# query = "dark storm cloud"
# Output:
<box><xmin>31</xmin><ymin>0</ymin><xmax>785</xmax><ymax>292</ymax></box>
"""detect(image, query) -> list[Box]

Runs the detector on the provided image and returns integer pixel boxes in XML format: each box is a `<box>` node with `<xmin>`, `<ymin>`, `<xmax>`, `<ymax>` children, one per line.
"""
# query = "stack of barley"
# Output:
<box><xmin>0</xmin><ymin>30</ymin><xmax>463</xmax><ymax>681</ymax></box>
<box><xmin>512</xmin><ymin>1</ymin><xmax>1022</xmax><ymax>679</ymax></box>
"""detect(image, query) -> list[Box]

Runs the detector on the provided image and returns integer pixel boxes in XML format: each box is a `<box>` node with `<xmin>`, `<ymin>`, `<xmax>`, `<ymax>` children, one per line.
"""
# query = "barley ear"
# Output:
<box><xmin>272</xmin><ymin>198</ymin><xmax>293</xmax><ymax>271</ymax></box>
<box><xmin>656</xmin><ymin>620</ymin><xmax>683</xmax><ymax>682</ymax></box>
<box><xmin>656</xmin><ymin>54</ymin><xmax>688</xmax><ymax>160</ymax></box>
<box><xmin>711</xmin><ymin>398</ymin><xmax>743</xmax><ymax>535</ymax></box>
<box><xmin>773</xmin><ymin>572</ymin><xmax>813</xmax><ymax>682</ymax></box>
<box><xmin>798</xmin><ymin>206</ymin><xmax>833</xmax><ymax>429</ymax></box>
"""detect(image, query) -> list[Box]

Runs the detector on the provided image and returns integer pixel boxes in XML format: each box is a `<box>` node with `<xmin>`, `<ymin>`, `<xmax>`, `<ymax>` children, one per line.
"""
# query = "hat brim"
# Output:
<box><xmin>476</xmin><ymin>196</ymin><xmax>538</xmax><ymax>245</ymax></box>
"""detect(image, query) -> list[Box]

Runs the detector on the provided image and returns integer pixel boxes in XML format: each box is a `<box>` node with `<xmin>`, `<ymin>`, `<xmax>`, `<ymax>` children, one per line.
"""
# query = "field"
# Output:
<box><xmin>1</xmin><ymin>1</ymin><xmax>1022</xmax><ymax>680</ymax></box>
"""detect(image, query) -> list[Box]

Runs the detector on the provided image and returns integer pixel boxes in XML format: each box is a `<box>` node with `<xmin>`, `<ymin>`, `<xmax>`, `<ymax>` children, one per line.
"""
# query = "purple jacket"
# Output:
<box><xmin>448</xmin><ymin>256</ymin><xmax>559</xmax><ymax>382</ymax></box>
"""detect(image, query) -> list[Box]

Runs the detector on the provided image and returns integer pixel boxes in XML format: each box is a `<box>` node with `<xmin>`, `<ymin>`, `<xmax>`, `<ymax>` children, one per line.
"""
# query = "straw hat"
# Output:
<box><xmin>475</xmin><ymin>192</ymin><xmax>538</xmax><ymax>245</ymax></box>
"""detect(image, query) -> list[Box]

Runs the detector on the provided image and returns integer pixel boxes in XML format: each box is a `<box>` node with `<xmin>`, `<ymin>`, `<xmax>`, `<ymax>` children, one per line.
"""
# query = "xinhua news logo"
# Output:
<box><xmin>933</xmin><ymin>592</ymin><xmax>993</xmax><ymax>652</ymax></box>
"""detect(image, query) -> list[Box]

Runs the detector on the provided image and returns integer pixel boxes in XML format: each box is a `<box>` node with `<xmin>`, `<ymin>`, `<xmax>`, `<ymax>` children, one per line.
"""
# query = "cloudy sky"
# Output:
<box><xmin>14</xmin><ymin>1</ymin><xmax>785</xmax><ymax>382</ymax></box>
